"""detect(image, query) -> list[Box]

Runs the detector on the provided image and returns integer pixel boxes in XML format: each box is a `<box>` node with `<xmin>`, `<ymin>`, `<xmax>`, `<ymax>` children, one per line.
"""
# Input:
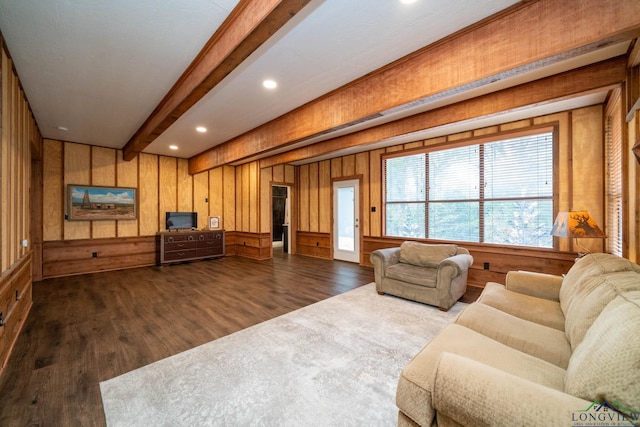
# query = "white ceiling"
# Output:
<box><xmin>0</xmin><ymin>0</ymin><xmax>627</xmax><ymax>164</ymax></box>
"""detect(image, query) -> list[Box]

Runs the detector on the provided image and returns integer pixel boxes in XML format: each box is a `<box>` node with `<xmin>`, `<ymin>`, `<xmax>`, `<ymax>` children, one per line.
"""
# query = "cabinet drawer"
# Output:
<box><xmin>164</xmin><ymin>241</ymin><xmax>197</xmax><ymax>251</ymax></box>
<box><xmin>163</xmin><ymin>249</ymin><xmax>197</xmax><ymax>261</ymax></box>
<box><xmin>197</xmin><ymin>239</ymin><xmax>223</xmax><ymax>248</ymax></box>
<box><xmin>163</xmin><ymin>234</ymin><xmax>195</xmax><ymax>243</ymax></box>
<box><xmin>196</xmin><ymin>247</ymin><xmax>224</xmax><ymax>258</ymax></box>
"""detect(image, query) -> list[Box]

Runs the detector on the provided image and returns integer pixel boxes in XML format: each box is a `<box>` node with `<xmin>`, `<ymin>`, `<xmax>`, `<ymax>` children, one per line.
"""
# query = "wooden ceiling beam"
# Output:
<box><xmin>258</xmin><ymin>57</ymin><xmax>627</xmax><ymax>168</ymax></box>
<box><xmin>122</xmin><ymin>0</ymin><xmax>312</xmax><ymax>161</ymax></box>
<box><xmin>189</xmin><ymin>0</ymin><xmax>640</xmax><ymax>174</ymax></box>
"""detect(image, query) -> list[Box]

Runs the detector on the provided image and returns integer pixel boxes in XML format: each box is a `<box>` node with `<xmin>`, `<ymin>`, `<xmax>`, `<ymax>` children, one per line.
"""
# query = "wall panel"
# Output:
<box><xmin>272</xmin><ymin>164</ymin><xmax>284</xmax><ymax>183</ymax></box>
<box><xmin>308</xmin><ymin>162</ymin><xmax>319</xmax><ymax>232</ymax></box>
<box><xmin>177</xmin><ymin>159</ymin><xmax>193</xmax><ymax>212</ymax></box>
<box><xmin>299</xmin><ymin>164</ymin><xmax>309</xmax><ymax>232</ymax></box>
<box><xmin>138</xmin><ymin>153</ymin><xmax>159</xmax><ymax>236</ymax></box>
<box><xmin>209</xmin><ymin>166</ymin><xmax>224</xmax><ymax>223</ymax></box>
<box><xmin>342</xmin><ymin>155</ymin><xmax>355</xmax><ymax>176</ymax></box>
<box><xmin>42</xmin><ymin>140</ymin><xmax>64</xmax><ymax>241</ymax></box>
<box><xmin>369</xmin><ymin>149</ymin><xmax>384</xmax><ymax>237</ymax></box>
<box><xmin>318</xmin><ymin>160</ymin><xmax>331</xmax><ymax>234</ymax></box>
<box><xmin>116</xmin><ymin>150</ymin><xmax>139</xmax><ymax>237</ymax></box>
<box><xmin>91</xmin><ymin>147</ymin><xmax>117</xmax><ymax>238</ymax></box>
<box><xmin>64</xmin><ymin>143</ymin><xmax>91</xmax><ymax>240</ymax></box>
<box><xmin>193</xmin><ymin>171</ymin><xmax>209</xmax><ymax>230</ymax></box>
<box><xmin>224</xmin><ymin>165</ymin><xmax>236</xmax><ymax>231</ymax></box>
<box><xmin>158</xmin><ymin>157</ymin><xmax>177</xmax><ymax>231</ymax></box>
<box><xmin>249</xmin><ymin>162</ymin><xmax>258</xmax><ymax>233</ymax></box>
<box><xmin>572</xmin><ymin>106</ymin><xmax>604</xmax><ymax>254</ymax></box>
<box><xmin>356</xmin><ymin>153</ymin><xmax>370</xmax><ymax>236</ymax></box>
<box><xmin>260</xmin><ymin>167</ymin><xmax>272</xmax><ymax>234</ymax></box>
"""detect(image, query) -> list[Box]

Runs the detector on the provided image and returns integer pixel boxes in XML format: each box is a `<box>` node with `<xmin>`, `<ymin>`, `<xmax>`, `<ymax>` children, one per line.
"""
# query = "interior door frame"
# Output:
<box><xmin>271</xmin><ymin>182</ymin><xmax>295</xmax><ymax>256</ymax></box>
<box><xmin>332</xmin><ymin>176</ymin><xmax>363</xmax><ymax>264</ymax></box>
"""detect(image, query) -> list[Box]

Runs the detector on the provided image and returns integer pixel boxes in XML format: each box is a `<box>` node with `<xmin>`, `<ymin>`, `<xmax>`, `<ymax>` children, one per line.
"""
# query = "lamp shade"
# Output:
<box><xmin>550</xmin><ymin>211</ymin><xmax>605</xmax><ymax>238</ymax></box>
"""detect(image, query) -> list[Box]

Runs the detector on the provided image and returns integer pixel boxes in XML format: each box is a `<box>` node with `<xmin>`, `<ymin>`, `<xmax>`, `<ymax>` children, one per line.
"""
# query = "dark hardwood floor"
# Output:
<box><xmin>0</xmin><ymin>252</ymin><xmax>478</xmax><ymax>426</ymax></box>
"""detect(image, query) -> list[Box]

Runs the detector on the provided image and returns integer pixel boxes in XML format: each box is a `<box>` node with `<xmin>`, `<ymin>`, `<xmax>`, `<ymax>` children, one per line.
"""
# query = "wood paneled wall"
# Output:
<box><xmin>0</xmin><ymin>44</ymin><xmax>39</xmax><ymax>376</ymax></box>
<box><xmin>40</xmin><ymin>141</ymin><xmax>236</xmax><ymax>277</ymax></box>
<box><xmin>233</xmin><ymin>163</ymin><xmax>296</xmax><ymax>260</ymax></box>
<box><xmin>294</xmin><ymin>106</ymin><xmax>606</xmax><ymax>284</ymax></box>
<box><xmin>1</xmin><ymin>48</ymin><xmax>38</xmax><ymax>273</ymax></box>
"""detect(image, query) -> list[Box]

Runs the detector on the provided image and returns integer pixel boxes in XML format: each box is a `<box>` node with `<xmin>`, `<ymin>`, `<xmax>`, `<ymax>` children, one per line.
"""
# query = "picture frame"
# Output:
<box><xmin>66</xmin><ymin>184</ymin><xmax>137</xmax><ymax>221</ymax></box>
<box><xmin>209</xmin><ymin>216</ymin><xmax>221</xmax><ymax>230</ymax></box>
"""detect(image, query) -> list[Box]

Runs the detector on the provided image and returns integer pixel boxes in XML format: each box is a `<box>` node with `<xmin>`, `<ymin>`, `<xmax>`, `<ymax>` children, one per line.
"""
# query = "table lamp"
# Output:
<box><xmin>550</xmin><ymin>210</ymin><xmax>605</xmax><ymax>257</ymax></box>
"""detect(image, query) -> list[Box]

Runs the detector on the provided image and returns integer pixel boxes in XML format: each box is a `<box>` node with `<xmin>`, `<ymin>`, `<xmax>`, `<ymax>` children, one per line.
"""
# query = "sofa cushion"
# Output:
<box><xmin>476</xmin><ymin>282</ymin><xmax>565</xmax><ymax>331</ymax></box>
<box><xmin>387</xmin><ymin>263</ymin><xmax>438</xmax><ymax>287</ymax></box>
<box><xmin>399</xmin><ymin>242</ymin><xmax>457</xmax><ymax>268</ymax></box>
<box><xmin>565</xmin><ymin>292</ymin><xmax>640</xmax><ymax>415</ymax></box>
<box><xmin>455</xmin><ymin>303</ymin><xmax>572</xmax><ymax>368</ymax></box>
<box><xmin>560</xmin><ymin>254</ymin><xmax>640</xmax><ymax>350</ymax></box>
<box><xmin>397</xmin><ymin>324</ymin><xmax>566</xmax><ymax>427</ymax></box>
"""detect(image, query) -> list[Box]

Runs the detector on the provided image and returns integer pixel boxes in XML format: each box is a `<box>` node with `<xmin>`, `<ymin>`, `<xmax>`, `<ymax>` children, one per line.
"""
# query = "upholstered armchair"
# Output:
<box><xmin>370</xmin><ymin>242</ymin><xmax>473</xmax><ymax>311</ymax></box>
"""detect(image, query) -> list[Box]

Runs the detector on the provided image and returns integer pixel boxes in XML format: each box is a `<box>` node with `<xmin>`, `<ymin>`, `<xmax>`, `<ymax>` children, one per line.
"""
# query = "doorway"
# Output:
<box><xmin>272</xmin><ymin>185</ymin><xmax>291</xmax><ymax>253</ymax></box>
<box><xmin>333</xmin><ymin>179</ymin><xmax>360</xmax><ymax>263</ymax></box>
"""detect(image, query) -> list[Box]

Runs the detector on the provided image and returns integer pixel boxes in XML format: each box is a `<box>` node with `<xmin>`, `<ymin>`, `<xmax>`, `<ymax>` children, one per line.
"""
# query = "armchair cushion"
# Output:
<box><xmin>399</xmin><ymin>242</ymin><xmax>457</xmax><ymax>268</ymax></box>
<box><xmin>387</xmin><ymin>263</ymin><xmax>438</xmax><ymax>288</ymax></box>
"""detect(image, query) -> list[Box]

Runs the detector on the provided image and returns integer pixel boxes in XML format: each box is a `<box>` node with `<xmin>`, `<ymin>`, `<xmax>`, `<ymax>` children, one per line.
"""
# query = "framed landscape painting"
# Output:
<box><xmin>66</xmin><ymin>185</ymin><xmax>137</xmax><ymax>221</ymax></box>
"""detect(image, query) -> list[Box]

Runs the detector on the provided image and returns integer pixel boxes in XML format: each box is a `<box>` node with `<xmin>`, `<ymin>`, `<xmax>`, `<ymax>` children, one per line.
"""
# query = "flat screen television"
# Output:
<box><xmin>166</xmin><ymin>212</ymin><xmax>197</xmax><ymax>230</ymax></box>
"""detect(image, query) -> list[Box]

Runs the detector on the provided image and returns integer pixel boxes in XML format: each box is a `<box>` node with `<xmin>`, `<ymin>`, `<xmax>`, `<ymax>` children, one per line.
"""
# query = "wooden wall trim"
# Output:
<box><xmin>229</xmin><ymin>231</ymin><xmax>272</xmax><ymax>260</ymax></box>
<box><xmin>42</xmin><ymin>236</ymin><xmax>157</xmax><ymax>279</ymax></box>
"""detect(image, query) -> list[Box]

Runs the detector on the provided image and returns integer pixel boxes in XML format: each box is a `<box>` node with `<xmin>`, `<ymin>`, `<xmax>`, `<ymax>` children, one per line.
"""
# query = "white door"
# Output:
<box><xmin>333</xmin><ymin>179</ymin><xmax>360</xmax><ymax>263</ymax></box>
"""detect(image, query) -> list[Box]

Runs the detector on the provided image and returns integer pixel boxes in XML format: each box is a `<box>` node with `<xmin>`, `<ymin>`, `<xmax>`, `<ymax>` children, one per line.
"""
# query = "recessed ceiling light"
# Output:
<box><xmin>196</xmin><ymin>126</ymin><xmax>207</xmax><ymax>133</ymax></box>
<box><xmin>57</xmin><ymin>126</ymin><xmax>68</xmax><ymax>131</ymax></box>
<box><xmin>400</xmin><ymin>0</ymin><xmax>417</xmax><ymax>4</ymax></box>
<box><xmin>169</xmin><ymin>145</ymin><xmax>178</xmax><ymax>150</ymax></box>
<box><xmin>263</xmin><ymin>79</ymin><xmax>277</xmax><ymax>89</ymax></box>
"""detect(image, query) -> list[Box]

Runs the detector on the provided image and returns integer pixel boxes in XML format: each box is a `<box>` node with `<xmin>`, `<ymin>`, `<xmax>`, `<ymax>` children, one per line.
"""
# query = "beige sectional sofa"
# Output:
<box><xmin>396</xmin><ymin>253</ymin><xmax>640</xmax><ymax>426</ymax></box>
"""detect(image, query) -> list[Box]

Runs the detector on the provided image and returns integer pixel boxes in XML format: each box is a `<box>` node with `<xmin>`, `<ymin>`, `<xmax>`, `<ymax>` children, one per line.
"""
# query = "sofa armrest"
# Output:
<box><xmin>505</xmin><ymin>270</ymin><xmax>564</xmax><ymax>302</ymax></box>
<box><xmin>432</xmin><ymin>352</ymin><xmax>590</xmax><ymax>426</ymax></box>
<box><xmin>437</xmin><ymin>254</ymin><xmax>473</xmax><ymax>279</ymax></box>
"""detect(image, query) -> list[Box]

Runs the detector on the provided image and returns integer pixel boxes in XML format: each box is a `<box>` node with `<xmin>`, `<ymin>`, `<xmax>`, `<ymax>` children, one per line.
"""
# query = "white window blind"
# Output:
<box><xmin>605</xmin><ymin>103</ymin><xmax>623</xmax><ymax>256</ymax></box>
<box><xmin>384</xmin><ymin>130</ymin><xmax>554</xmax><ymax>248</ymax></box>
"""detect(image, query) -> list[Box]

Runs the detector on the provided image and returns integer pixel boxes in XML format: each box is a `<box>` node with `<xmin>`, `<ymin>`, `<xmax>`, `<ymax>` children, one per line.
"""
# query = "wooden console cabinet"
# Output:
<box><xmin>158</xmin><ymin>230</ymin><xmax>225</xmax><ymax>265</ymax></box>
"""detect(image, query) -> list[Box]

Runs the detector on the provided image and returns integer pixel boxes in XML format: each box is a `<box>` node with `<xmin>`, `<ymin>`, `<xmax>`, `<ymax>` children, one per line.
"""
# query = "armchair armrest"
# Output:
<box><xmin>370</xmin><ymin>247</ymin><xmax>401</xmax><ymax>273</ymax></box>
<box><xmin>505</xmin><ymin>271</ymin><xmax>564</xmax><ymax>302</ymax></box>
<box><xmin>437</xmin><ymin>254</ymin><xmax>473</xmax><ymax>280</ymax></box>
<box><xmin>370</xmin><ymin>248</ymin><xmax>401</xmax><ymax>291</ymax></box>
<box><xmin>433</xmin><ymin>352</ymin><xmax>590</xmax><ymax>426</ymax></box>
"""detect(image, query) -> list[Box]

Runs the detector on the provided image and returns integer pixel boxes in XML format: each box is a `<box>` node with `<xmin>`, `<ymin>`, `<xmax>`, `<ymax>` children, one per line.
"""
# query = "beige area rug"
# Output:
<box><xmin>100</xmin><ymin>283</ymin><xmax>466</xmax><ymax>427</ymax></box>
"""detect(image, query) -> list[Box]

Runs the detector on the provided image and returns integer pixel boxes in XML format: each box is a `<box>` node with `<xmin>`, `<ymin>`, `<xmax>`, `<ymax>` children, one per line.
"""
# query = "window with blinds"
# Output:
<box><xmin>384</xmin><ymin>130</ymin><xmax>554</xmax><ymax>248</ymax></box>
<box><xmin>605</xmin><ymin>103</ymin><xmax>623</xmax><ymax>256</ymax></box>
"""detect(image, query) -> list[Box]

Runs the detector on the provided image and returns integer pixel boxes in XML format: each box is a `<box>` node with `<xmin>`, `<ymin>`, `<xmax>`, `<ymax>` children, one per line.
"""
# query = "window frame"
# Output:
<box><xmin>382</xmin><ymin>125</ymin><xmax>559</xmax><ymax>249</ymax></box>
